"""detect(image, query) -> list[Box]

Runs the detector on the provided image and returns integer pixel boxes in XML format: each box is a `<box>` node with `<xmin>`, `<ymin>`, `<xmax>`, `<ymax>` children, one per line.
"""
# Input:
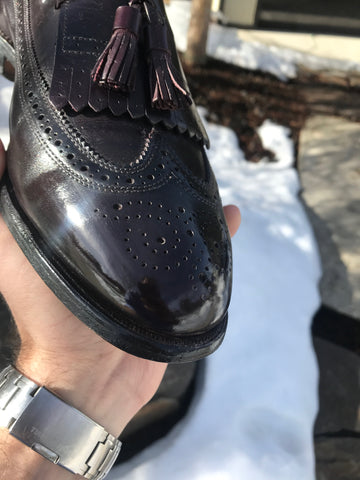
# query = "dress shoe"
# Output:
<box><xmin>0</xmin><ymin>0</ymin><xmax>232</xmax><ymax>363</ymax></box>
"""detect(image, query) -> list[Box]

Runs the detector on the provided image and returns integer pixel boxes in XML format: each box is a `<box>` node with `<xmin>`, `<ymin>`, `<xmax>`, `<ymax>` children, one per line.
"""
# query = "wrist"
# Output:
<box><xmin>15</xmin><ymin>343</ymin><xmax>146</xmax><ymax>437</ymax></box>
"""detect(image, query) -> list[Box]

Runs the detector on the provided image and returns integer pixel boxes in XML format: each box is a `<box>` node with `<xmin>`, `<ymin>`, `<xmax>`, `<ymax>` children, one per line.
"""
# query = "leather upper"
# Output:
<box><xmin>3</xmin><ymin>0</ymin><xmax>232</xmax><ymax>339</ymax></box>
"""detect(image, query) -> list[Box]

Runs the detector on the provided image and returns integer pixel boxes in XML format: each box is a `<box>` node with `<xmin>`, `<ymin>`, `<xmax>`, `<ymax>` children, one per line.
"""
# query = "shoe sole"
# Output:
<box><xmin>0</xmin><ymin>38</ymin><xmax>227</xmax><ymax>363</ymax></box>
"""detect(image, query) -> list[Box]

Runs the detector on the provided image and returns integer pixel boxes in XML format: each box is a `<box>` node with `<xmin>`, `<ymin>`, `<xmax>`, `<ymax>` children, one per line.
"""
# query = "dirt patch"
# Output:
<box><xmin>183</xmin><ymin>57</ymin><xmax>360</xmax><ymax>163</ymax></box>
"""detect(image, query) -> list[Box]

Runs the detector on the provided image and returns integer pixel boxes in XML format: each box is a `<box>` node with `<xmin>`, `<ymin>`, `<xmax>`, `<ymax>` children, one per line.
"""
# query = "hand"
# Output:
<box><xmin>0</xmin><ymin>140</ymin><xmax>240</xmax><ymax>478</ymax></box>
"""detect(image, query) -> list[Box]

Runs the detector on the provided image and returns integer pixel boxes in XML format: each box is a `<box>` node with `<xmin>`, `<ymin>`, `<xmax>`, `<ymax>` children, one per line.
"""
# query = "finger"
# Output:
<box><xmin>223</xmin><ymin>204</ymin><xmax>241</xmax><ymax>238</ymax></box>
<box><xmin>0</xmin><ymin>140</ymin><xmax>5</xmax><ymax>178</ymax></box>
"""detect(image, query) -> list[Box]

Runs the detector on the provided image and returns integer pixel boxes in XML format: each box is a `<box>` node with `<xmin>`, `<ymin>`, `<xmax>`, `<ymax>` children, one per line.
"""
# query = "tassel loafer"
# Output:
<box><xmin>0</xmin><ymin>0</ymin><xmax>232</xmax><ymax>363</ymax></box>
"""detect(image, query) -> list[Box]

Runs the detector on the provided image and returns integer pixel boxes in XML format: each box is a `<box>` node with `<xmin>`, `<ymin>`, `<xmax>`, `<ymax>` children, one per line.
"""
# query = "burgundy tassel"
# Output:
<box><xmin>91</xmin><ymin>5</ymin><xmax>141</xmax><ymax>92</ymax></box>
<box><xmin>147</xmin><ymin>23</ymin><xmax>192</xmax><ymax>110</ymax></box>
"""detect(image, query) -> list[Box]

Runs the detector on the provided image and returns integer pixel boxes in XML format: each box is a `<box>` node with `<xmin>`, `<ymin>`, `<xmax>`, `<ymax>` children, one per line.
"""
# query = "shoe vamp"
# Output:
<box><xmin>64</xmin><ymin>109</ymin><xmax>156</xmax><ymax>170</ymax></box>
<box><xmin>9</xmin><ymin>132</ymin><xmax>231</xmax><ymax>335</ymax></box>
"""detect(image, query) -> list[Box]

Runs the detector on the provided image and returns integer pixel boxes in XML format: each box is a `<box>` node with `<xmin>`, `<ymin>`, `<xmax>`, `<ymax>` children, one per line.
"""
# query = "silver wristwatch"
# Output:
<box><xmin>0</xmin><ymin>365</ymin><xmax>121</xmax><ymax>479</ymax></box>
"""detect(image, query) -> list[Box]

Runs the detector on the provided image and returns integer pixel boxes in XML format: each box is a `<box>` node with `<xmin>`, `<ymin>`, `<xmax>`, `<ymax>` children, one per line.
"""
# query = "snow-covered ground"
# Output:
<box><xmin>166</xmin><ymin>0</ymin><xmax>360</xmax><ymax>80</ymax></box>
<box><xmin>0</xmin><ymin>6</ymin><xmax>324</xmax><ymax>479</ymax></box>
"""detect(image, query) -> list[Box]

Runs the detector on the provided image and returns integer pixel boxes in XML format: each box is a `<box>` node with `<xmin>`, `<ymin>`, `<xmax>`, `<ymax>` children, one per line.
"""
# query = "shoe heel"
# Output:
<box><xmin>0</xmin><ymin>36</ymin><xmax>15</xmax><ymax>81</ymax></box>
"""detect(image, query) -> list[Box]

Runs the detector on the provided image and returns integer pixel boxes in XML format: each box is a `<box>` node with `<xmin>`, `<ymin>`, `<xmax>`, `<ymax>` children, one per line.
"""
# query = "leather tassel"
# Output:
<box><xmin>91</xmin><ymin>5</ymin><xmax>142</xmax><ymax>92</ymax></box>
<box><xmin>146</xmin><ymin>22</ymin><xmax>192</xmax><ymax>110</ymax></box>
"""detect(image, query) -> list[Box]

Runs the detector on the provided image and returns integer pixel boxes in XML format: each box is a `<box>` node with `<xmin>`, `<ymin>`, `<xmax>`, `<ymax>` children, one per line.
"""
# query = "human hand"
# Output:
<box><xmin>0</xmin><ymin>139</ymin><xmax>240</xmax><ymax>476</ymax></box>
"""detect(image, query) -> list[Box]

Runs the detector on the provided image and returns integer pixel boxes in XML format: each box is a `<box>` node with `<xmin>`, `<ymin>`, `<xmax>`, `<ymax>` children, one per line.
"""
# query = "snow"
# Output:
<box><xmin>0</xmin><ymin>7</ymin><xmax>323</xmax><ymax>478</ymax></box>
<box><xmin>166</xmin><ymin>0</ymin><xmax>360</xmax><ymax>81</ymax></box>
<box><xmin>257</xmin><ymin>120</ymin><xmax>294</xmax><ymax>168</ymax></box>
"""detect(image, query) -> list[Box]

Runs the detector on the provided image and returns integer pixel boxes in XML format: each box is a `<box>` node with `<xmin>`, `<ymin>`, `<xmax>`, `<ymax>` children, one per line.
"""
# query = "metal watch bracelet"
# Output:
<box><xmin>0</xmin><ymin>365</ymin><xmax>121</xmax><ymax>480</ymax></box>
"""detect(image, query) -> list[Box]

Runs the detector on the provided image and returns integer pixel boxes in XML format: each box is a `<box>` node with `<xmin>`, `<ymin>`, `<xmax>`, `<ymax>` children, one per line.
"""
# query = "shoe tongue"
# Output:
<box><xmin>49</xmin><ymin>0</ymin><xmax>209</xmax><ymax>147</ymax></box>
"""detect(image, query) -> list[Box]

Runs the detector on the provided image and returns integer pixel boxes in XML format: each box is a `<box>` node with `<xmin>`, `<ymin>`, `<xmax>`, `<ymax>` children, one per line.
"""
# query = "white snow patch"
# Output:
<box><xmin>257</xmin><ymin>120</ymin><xmax>294</xmax><ymax>168</ymax></box>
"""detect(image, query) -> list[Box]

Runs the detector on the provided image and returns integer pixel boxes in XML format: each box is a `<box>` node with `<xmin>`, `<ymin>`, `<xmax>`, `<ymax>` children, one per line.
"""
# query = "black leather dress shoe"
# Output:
<box><xmin>0</xmin><ymin>0</ymin><xmax>232</xmax><ymax>363</ymax></box>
